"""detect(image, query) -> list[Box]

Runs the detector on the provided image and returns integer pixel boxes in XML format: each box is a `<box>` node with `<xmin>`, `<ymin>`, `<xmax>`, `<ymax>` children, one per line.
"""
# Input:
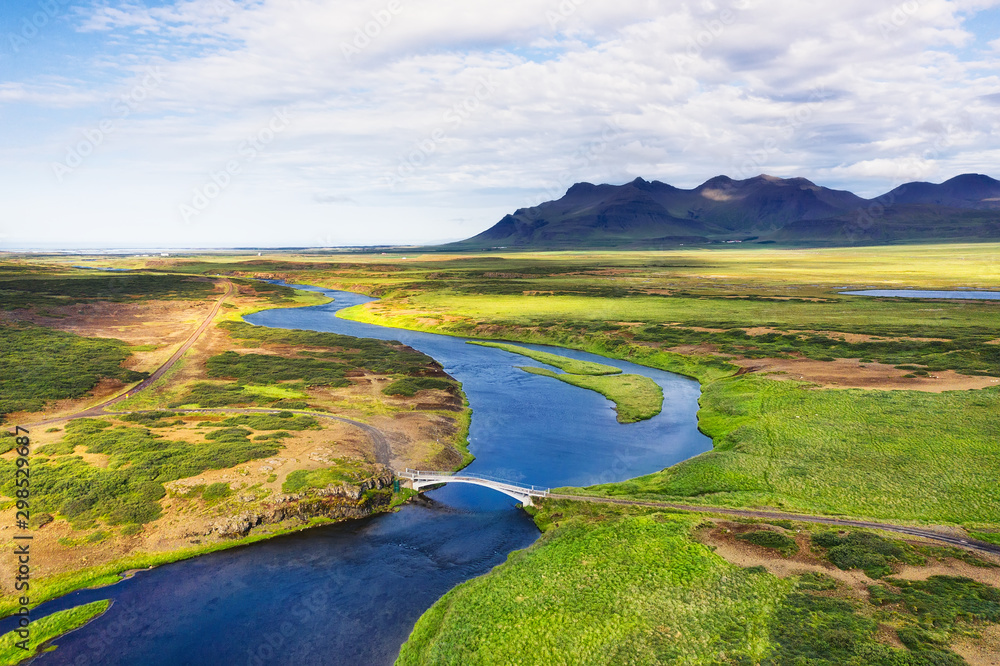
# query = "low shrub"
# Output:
<box><xmin>736</xmin><ymin>529</ymin><xmax>799</xmax><ymax>556</ymax></box>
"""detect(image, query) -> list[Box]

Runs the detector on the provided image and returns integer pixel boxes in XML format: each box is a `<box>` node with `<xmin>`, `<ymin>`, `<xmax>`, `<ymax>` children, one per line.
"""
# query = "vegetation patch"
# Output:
<box><xmin>736</xmin><ymin>529</ymin><xmax>799</xmax><ymax>556</ymax></box>
<box><xmin>219</xmin><ymin>321</ymin><xmax>435</xmax><ymax>375</ymax></box>
<box><xmin>1</xmin><ymin>419</ymin><xmax>280</xmax><ymax>527</ymax></box>
<box><xmin>170</xmin><ymin>382</ymin><xmax>257</xmax><ymax>408</ymax></box>
<box><xmin>218</xmin><ymin>412</ymin><xmax>320</xmax><ymax>431</ymax></box>
<box><xmin>281</xmin><ymin>459</ymin><xmax>376</xmax><ymax>493</ymax></box>
<box><xmin>469</xmin><ymin>341</ymin><xmax>623</xmax><ymax>375</ymax></box>
<box><xmin>522</xmin><ymin>367</ymin><xmax>663</xmax><ymax>423</ymax></box>
<box><xmin>0</xmin><ymin>273</ymin><xmax>216</xmax><ymax>310</ymax></box>
<box><xmin>582</xmin><ymin>375</ymin><xmax>1000</xmax><ymax>525</ymax></box>
<box><xmin>206</xmin><ymin>351</ymin><xmax>351</xmax><ymax>387</ymax></box>
<box><xmin>811</xmin><ymin>530</ymin><xmax>923</xmax><ymax>578</ymax></box>
<box><xmin>382</xmin><ymin>377</ymin><xmax>456</xmax><ymax>396</ymax></box>
<box><xmin>0</xmin><ymin>324</ymin><xmax>146</xmax><ymax>422</ymax></box>
<box><xmin>201</xmin><ymin>482</ymin><xmax>232</xmax><ymax>502</ymax></box>
<box><xmin>119</xmin><ymin>411</ymin><xmax>184</xmax><ymax>427</ymax></box>
<box><xmin>0</xmin><ymin>599</ymin><xmax>110</xmax><ymax>665</ymax></box>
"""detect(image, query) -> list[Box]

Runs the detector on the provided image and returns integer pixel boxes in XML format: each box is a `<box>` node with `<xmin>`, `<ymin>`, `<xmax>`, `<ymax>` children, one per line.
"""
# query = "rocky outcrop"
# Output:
<box><xmin>210</xmin><ymin>467</ymin><xmax>395</xmax><ymax>539</ymax></box>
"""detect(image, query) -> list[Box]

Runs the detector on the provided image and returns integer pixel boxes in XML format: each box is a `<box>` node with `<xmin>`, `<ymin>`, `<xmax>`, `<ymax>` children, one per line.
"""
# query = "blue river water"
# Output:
<box><xmin>841</xmin><ymin>290</ymin><xmax>1000</xmax><ymax>300</ymax></box>
<box><xmin>17</xmin><ymin>285</ymin><xmax>711</xmax><ymax>665</ymax></box>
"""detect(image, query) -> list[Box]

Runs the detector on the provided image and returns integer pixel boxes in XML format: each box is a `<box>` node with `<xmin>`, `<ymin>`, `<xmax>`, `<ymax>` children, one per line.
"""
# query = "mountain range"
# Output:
<box><xmin>448</xmin><ymin>174</ymin><xmax>1000</xmax><ymax>249</ymax></box>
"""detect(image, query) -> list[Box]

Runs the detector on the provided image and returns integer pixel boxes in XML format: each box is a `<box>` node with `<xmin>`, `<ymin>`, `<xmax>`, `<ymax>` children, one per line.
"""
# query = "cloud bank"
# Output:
<box><xmin>1</xmin><ymin>0</ymin><xmax>999</xmax><ymax>247</ymax></box>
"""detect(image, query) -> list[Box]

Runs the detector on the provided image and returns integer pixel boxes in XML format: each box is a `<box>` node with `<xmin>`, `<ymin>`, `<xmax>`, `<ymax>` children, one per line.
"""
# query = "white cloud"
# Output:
<box><xmin>1</xmin><ymin>0</ymin><xmax>1000</xmax><ymax>246</ymax></box>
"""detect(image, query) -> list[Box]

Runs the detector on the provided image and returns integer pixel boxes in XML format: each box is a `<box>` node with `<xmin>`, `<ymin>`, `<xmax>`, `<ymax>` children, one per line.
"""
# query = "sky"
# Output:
<box><xmin>1</xmin><ymin>0</ymin><xmax>999</xmax><ymax>249</ymax></box>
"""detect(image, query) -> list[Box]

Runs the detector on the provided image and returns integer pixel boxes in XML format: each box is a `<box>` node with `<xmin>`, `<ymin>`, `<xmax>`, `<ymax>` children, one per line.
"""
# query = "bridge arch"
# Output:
<box><xmin>400</xmin><ymin>469</ymin><xmax>549</xmax><ymax>507</ymax></box>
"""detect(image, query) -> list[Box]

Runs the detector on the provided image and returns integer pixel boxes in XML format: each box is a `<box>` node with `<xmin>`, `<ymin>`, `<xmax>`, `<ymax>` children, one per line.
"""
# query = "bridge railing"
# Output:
<box><xmin>402</xmin><ymin>469</ymin><xmax>550</xmax><ymax>494</ymax></box>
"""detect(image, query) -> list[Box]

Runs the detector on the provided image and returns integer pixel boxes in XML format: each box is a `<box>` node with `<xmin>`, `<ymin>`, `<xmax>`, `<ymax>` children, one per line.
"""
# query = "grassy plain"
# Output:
<box><xmin>399</xmin><ymin>500</ymin><xmax>1000</xmax><ymax>665</ymax></box>
<box><xmin>0</xmin><ymin>325</ymin><xmax>145</xmax><ymax>422</ymax></box>
<box><xmin>578</xmin><ymin>375</ymin><xmax>1000</xmax><ymax>527</ymax></box>
<box><xmin>5</xmin><ymin>246</ymin><xmax>999</xmax><ymax>663</ymax></box>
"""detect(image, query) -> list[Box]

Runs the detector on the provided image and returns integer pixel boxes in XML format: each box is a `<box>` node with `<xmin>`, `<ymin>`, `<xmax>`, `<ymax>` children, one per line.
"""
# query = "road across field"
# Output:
<box><xmin>25</xmin><ymin>279</ymin><xmax>236</xmax><ymax>427</ymax></box>
<box><xmin>548</xmin><ymin>493</ymin><xmax>1000</xmax><ymax>556</ymax></box>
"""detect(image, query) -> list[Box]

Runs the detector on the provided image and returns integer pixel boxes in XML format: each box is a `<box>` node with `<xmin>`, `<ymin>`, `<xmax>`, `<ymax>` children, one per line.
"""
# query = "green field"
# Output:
<box><xmin>0</xmin><ymin>325</ymin><xmax>146</xmax><ymax>422</ymax></box>
<box><xmin>399</xmin><ymin>500</ymin><xmax>996</xmax><ymax>665</ymax></box>
<box><xmin>399</xmin><ymin>504</ymin><xmax>788</xmax><ymax>664</ymax></box>
<box><xmin>0</xmin><ymin>418</ymin><xmax>282</xmax><ymax>528</ymax></box>
<box><xmin>576</xmin><ymin>375</ymin><xmax>1000</xmax><ymax>527</ymax></box>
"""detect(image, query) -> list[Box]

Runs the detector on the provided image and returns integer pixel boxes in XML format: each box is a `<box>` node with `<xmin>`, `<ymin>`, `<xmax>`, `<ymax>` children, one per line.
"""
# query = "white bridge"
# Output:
<box><xmin>400</xmin><ymin>469</ymin><xmax>550</xmax><ymax>506</ymax></box>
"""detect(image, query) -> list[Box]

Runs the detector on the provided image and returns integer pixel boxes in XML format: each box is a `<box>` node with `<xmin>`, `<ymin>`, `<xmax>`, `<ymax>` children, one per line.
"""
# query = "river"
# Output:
<box><xmin>20</xmin><ymin>285</ymin><xmax>711</xmax><ymax>665</ymax></box>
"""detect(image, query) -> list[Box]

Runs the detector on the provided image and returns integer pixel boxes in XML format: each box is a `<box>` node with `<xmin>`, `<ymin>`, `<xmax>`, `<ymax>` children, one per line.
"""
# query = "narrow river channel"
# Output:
<box><xmin>21</xmin><ymin>285</ymin><xmax>711</xmax><ymax>665</ymax></box>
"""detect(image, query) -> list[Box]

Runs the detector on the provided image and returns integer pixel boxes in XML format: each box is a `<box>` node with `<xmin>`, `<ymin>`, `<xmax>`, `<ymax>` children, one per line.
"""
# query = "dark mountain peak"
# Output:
<box><xmin>943</xmin><ymin>173</ymin><xmax>999</xmax><ymax>187</ymax></box>
<box><xmin>699</xmin><ymin>175</ymin><xmax>735</xmax><ymax>189</ymax></box>
<box><xmin>888</xmin><ymin>173</ymin><xmax>1000</xmax><ymax>209</ymax></box>
<box><xmin>565</xmin><ymin>182</ymin><xmax>597</xmax><ymax>196</ymax></box>
<box><xmin>448</xmin><ymin>173</ymin><xmax>1000</xmax><ymax>249</ymax></box>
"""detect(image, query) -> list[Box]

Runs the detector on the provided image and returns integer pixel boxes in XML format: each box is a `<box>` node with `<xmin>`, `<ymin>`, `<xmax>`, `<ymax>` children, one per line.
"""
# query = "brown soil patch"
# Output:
<box><xmin>733</xmin><ymin>357</ymin><xmax>1000</xmax><ymax>392</ymax></box>
<box><xmin>953</xmin><ymin>625</ymin><xmax>1000</xmax><ymax>666</ymax></box>
<box><xmin>372</xmin><ymin>411</ymin><xmax>463</xmax><ymax>471</ymax></box>
<box><xmin>0</xmin><ymin>296</ymin><xmax>220</xmax><ymax>373</ymax></box>
<box><xmin>664</xmin><ymin>323</ymin><xmax>727</xmax><ymax>333</ymax></box>
<box><xmin>71</xmin><ymin>445</ymin><xmax>109</xmax><ymax>468</ymax></box>
<box><xmin>698</xmin><ymin>522</ymin><xmax>874</xmax><ymax>593</ymax></box>
<box><xmin>742</xmin><ymin>327</ymin><xmax>951</xmax><ymax>343</ymax></box>
<box><xmin>895</xmin><ymin>561</ymin><xmax>1000</xmax><ymax>587</ymax></box>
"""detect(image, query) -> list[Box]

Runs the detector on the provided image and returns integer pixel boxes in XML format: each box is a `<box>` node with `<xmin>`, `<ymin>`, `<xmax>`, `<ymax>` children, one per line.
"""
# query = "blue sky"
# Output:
<box><xmin>1</xmin><ymin>0</ymin><xmax>999</xmax><ymax>248</ymax></box>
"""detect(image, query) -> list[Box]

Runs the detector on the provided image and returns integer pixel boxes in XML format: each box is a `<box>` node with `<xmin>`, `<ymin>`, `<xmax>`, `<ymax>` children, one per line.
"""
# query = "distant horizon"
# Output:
<box><xmin>4</xmin><ymin>170</ymin><xmax>997</xmax><ymax>251</ymax></box>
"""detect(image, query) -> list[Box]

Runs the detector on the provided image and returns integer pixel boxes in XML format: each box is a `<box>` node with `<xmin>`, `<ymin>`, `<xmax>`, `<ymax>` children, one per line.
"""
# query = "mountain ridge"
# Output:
<box><xmin>448</xmin><ymin>173</ymin><xmax>1000</xmax><ymax>248</ymax></box>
